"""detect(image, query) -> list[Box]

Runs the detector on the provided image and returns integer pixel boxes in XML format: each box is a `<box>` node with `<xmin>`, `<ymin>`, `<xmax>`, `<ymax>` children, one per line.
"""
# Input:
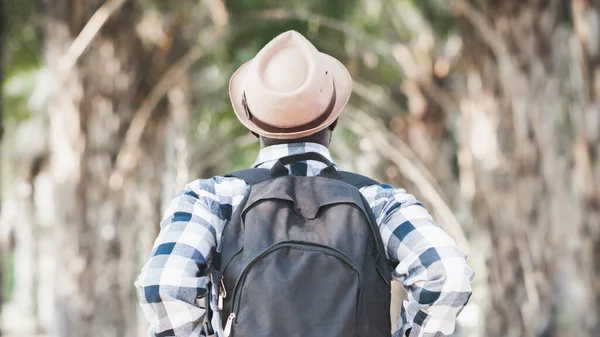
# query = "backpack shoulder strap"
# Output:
<box><xmin>226</xmin><ymin>168</ymin><xmax>378</xmax><ymax>188</ymax></box>
<box><xmin>205</xmin><ymin>168</ymin><xmax>272</xmax><ymax>334</ymax></box>
<box><xmin>225</xmin><ymin>168</ymin><xmax>272</xmax><ymax>186</ymax></box>
<box><xmin>337</xmin><ymin>171</ymin><xmax>380</xmax><ymax>189</ymax></box>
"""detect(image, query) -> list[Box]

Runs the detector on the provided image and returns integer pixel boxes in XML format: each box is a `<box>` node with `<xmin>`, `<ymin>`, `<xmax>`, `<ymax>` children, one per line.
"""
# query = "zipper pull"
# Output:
<box><xmin>218</xmin><ymin>279</ymin><xmax>227</xmax><ymax>310</ymax></box>
<box><xmin>218</xmin><ymin>295</ymin><xmax>224</xmax><ymax>311</ymax></box>
<box><xmin>223</xmin><ymin>313</ymin><xmax>236</xmax><ymax>337</ymax></box>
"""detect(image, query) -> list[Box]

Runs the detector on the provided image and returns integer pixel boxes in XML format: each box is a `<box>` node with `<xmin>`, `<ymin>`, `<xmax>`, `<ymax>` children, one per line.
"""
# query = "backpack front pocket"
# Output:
<box><xmin>229</xmin><ymin>242</ymin><xmax>363</xmax><ymax>337</ymax></box>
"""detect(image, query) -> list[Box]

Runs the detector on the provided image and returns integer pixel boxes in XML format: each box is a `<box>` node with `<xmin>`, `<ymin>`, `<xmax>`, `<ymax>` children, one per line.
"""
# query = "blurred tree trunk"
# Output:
<box><xmin>571</xmin><ymin>1</ymin><xmax>600</xmax><ymax>332</ymax></box>
<box><xmin>42</xmin><ymin>0</ymin><xmax>199</xmax><ymax>334</ymax></box>
<box><xmin>41</xmin><ymin>0</ymin><xmax>176</xmax><ymax>335</ymax></box>
<box><xmin>0</xmin><ymin>115</ymin><xmax>49</xmax><ymax>335</ymax></box>
<box><xmin>161</xmin><ymin>80</ymin><xmax>191</xmax><ymax>214</ymax></box>
<box><xmin>10</xmin><ymin>156</ymin><xmax>43</xmax><ymax>333</ymax></box>
<box><xmin>43</xmin><ymin>1</ymin><xmax>141</xmax><ymax>335</ymax></box>
<box><xmin>453</xmin><ymin>0</ymin><xmax>600</xmax><ymax>336</ymax></box>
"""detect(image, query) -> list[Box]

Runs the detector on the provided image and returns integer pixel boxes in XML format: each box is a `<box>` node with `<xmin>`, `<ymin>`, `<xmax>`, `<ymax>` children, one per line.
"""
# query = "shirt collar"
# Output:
<box><xmin>252</xmin><ymin>142</ymin><xmax>336</xmax><ymax>171</ymax></box>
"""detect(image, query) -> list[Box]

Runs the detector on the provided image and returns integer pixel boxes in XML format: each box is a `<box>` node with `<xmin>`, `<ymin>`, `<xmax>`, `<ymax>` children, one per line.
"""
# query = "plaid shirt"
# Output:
<box><xmin>136</xmin><ymin>142</ymin><xmax>473</xmax><ymax>337</ymax></box>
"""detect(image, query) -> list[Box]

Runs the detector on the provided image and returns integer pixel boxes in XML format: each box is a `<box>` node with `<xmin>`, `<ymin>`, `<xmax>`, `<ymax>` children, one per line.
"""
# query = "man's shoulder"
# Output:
<box><xmin>357</xmin><ymin>180</ymin><xmax>409</xmax><ymax>203</ymax></box>
<box><xmin>184</xmin><ymin>175</ymin><xmax>250</xmax><ymax>200</ymax></box>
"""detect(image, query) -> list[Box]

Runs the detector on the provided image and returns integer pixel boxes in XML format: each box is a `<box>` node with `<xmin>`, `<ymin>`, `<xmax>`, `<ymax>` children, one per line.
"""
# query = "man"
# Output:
<box><xmin>136</xmin><ymin>31</ymin><xmax>473</xmax><ymax>337</ymax></box>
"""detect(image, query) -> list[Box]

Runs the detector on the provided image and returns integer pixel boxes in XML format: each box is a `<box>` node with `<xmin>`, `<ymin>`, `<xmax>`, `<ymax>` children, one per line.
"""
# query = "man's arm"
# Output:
<box><xmin>363</xmin><ymin>184</ymin><xmax>474</xmax><ymax>337</ymax></box>
<box><xmin>135</xmin><ymin>178</ymin><xmax>240</xmax><ymax>336</ymax></box>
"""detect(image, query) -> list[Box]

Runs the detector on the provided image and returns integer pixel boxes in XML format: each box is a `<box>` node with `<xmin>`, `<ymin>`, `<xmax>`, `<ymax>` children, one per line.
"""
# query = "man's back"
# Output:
<box><xmin>136</xmin><ymin>142</ymin><xmax>473</xmax><ymax>337</ymax></box>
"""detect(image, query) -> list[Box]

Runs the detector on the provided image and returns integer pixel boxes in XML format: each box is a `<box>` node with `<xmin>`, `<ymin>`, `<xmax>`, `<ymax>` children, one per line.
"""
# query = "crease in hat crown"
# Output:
<box><xmin>242</xmin><ymin>31</ymin><xmax>336</xmax><ymax>128</ymax></box>
<box><xmin>229</xmin><ymin>30</ymin><xmax>352</xmax><ymax>139</ymax></box>
<box><xmin>253</xmin><ymin>32</ymin><xmax>315</xmax><ymax>95</ymax></box>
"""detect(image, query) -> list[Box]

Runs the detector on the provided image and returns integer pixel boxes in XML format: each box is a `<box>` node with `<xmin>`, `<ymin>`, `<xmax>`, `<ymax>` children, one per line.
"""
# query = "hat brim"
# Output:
<box><xmin>229</xmin><ymin>53</ymin><xmax>352</xmax><ymax>140</ymax></box>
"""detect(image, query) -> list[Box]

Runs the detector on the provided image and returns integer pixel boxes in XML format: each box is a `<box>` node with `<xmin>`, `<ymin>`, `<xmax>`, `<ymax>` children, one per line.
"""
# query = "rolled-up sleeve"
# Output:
<box><xmin>362</xmin><ymin>184</ymin><xmax>474</xmax><ymax>337</ymax></box>
<box><xmin>135</xmin><ymin>179</ymin><xmax>227</xmax><ymax>336</ymax></box>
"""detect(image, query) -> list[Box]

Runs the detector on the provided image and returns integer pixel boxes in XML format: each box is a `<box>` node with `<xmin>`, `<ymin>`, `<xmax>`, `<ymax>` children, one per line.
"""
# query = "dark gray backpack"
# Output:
<box><xmin>208</xmin><ymin>152</ymin><xmax>391</xmax><ymax>337</ymax></box>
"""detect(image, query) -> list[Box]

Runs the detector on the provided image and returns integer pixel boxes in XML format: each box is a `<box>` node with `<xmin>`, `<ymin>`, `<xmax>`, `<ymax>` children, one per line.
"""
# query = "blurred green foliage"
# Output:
<box><xmin>1</xmin><ymin>0</ymin><xmax>454</xmax><ymax>133</ymax></box>
<box><xmin>2</xmin><ymin>0</ymin><xmax>42</xmax><ymax>124</ymax></box>
<box><xmin>1</xmin><ymin>0</ymin><xmax>454</xmax><ymax>172</ymax></box>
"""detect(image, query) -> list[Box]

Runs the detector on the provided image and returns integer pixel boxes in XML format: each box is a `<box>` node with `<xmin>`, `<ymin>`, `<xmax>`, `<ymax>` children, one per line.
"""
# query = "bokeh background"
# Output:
<box><xmin>1</xmin><ymin>0</ymin><xmax>600</xmax><ymax>336</ymax></box>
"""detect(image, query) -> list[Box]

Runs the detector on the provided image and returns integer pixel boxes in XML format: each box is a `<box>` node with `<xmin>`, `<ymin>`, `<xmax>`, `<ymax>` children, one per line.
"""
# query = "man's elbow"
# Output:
<box><xmin>441</xmin><ymin>260</ymin><xmax>474</xmax><ymax>306</ymax></box>
<box><xmin>135</xmin><ymin>270</ymin><xmax>170</xmax><ymax>305</ymax></box>
<box><xmin>419</xmin><ymin>260</ymin><xmax>473</xmax><ymax>306</ymax></box>
<box><xmin>136</xmin><ymin>282</ymin><xmax>185</xmax><ymax>307</ymax></box>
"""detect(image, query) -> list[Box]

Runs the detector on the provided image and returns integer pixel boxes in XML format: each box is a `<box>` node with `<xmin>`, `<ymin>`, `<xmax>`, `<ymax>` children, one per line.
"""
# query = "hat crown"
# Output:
<box><xmin>243</xmin><ymin>31</ymin><xmax>335</xmax><ymax>128</ymax></box>
<box><xmin>262</xmin><ymin>46</ymin><xmax>308</xmax><ymax>92</ymax></box>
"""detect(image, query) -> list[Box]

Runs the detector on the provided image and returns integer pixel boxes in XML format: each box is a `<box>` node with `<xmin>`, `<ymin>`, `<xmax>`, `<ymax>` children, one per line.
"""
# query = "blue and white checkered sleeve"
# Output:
<box><xmin>363</xmin><ymin>184</ymin><xmax>474</xmax><ymax>337</ymax></box>
<box><xmin>135</xmin><ymin>178</ymin><xmax>235</xmax><ymax>337</ymax></box>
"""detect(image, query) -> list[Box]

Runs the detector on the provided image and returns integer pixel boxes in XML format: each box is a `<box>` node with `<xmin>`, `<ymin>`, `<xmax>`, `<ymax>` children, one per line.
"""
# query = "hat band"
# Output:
<box><xmin>242</xmin><ymin>80</ymin><xmax>337</xmax><ymax>134</ymax></box>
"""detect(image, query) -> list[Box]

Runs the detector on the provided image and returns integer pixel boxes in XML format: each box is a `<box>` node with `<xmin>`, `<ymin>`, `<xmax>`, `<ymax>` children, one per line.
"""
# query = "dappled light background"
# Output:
<box><xmin>1</xmin><ymin>0</ymin><xmax>600</xmax><ymax>337</ymax></box>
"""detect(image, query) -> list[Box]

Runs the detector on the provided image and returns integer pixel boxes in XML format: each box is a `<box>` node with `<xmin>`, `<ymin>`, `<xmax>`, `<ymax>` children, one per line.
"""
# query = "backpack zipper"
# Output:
<box><xmin>223</xmin><ymin>313</ymin><xmax>235</xmax><ymax>337</ymax></box>
<box><xmin>229</xmin><ymin>241</ymin><xmax>363</xmax><ymax>325</ymax></box>
<box><xmin>218</xmin><ymin>278</ymin><xmax>227</xmax><ymax>310</ymax></box>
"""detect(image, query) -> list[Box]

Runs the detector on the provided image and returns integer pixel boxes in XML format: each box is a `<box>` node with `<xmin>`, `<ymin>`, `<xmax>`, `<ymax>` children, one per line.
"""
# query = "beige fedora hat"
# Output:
<box><xmin>229</xmin><ymin>30</ymin><xmax>352</xmax><ymax>139</ymax></box>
